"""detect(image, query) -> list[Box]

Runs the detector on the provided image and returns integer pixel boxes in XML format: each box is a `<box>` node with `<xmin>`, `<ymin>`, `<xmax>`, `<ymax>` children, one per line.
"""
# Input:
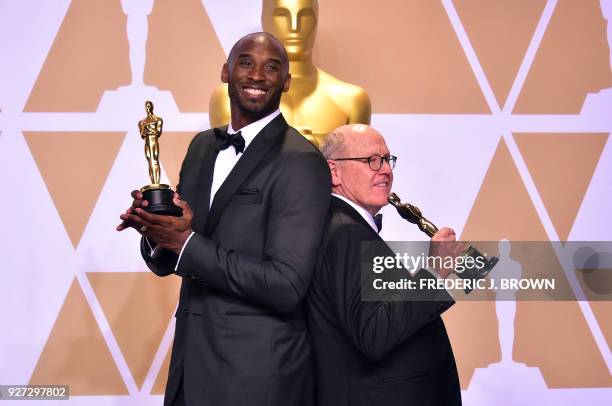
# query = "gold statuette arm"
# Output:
<box><xmin>154</xmin><ymin>117</ymin><xmax>163</xmax><ymax>136</ymax></box>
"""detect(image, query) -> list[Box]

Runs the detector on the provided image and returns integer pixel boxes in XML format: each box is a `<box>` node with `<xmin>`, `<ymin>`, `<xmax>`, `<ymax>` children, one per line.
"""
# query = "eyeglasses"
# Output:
<box><xmin>333</xmin><ymin>155</ymin><xmax>397</xmax><ymax>171</ymax></box>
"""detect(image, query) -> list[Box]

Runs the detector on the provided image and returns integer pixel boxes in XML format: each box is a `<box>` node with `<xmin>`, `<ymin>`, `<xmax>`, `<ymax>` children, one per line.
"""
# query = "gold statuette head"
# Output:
<box><xmin>262</xmin><ymin>0</ymin><xmax>318</xmax><ymax>59</ymax></box>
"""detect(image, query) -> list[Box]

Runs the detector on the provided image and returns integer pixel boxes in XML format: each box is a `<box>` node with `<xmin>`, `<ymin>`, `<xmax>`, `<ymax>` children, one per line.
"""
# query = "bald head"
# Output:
<box><xmin>321</xmin><ymin>124</ymin><xmax>384</xmax><ymax>159</ymax></box>
<box><xmin>228</xmin><ymin>32</ymin><xmax>290</xmax><ymax>76</ymax></box>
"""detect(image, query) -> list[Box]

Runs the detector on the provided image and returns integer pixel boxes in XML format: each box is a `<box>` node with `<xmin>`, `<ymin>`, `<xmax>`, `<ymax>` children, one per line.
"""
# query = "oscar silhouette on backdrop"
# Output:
<box><xmin>98</xmin><ymin>0</ymin><xmax>178</xmax><ymax>115</ymax></box>
<box><xmin>493</xmin><ymin>239</ymin><xmax>521</xmax><ymax>365</ymax></box>
<box><xmin>209</xmin><ymin>0</ymin><xmax>371</xmax><ymax>148</ymax></box>
<box><xmin>581</xmin><ymin>0</ymin><xmax>612</xmax><ymax>118</ymax></box>
<box><xmin>468</xmin><ymin>240</ymin><xmax>547</xmax><ymax>405</ymax></box>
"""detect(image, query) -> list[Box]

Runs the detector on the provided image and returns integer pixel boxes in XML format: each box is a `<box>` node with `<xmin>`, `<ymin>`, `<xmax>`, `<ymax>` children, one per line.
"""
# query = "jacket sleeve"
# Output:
<box><xmin>324</xmin><ymin>224</ymin><xmax>454</xmax><ymax>362</ymax></box>
<box><xmin>140</xmin><ymin>236</ymin><xmax>178</xmax><ymax>277</ymax></box>
<box><xmin>174</xmin><ymin>151</ymin><xmax>331</xmax><ymax>314</ymax></box>
<box><xmin>139</xmin><ymin>132</ymin><xmax>204</xmax><ymax>277</ymax></box>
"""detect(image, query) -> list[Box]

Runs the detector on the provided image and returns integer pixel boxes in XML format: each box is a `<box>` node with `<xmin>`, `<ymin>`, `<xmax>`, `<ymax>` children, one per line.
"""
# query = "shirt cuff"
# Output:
<box><xmin>174</xmin><ymin>231</ymin><xmax>196</xmax><ymax>272</ymax></box>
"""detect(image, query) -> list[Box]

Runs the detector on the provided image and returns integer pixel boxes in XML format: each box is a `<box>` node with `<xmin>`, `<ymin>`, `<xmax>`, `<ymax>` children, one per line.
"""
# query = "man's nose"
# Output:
<box><xmin>379</xmin><ymin>158</ymin><xmax>392</xmax><ymax>174</ymax></box>
<box><xmin>248</xmin><ymin>64</ymin><xmax>266</xmax><ymax>81</ymax></box>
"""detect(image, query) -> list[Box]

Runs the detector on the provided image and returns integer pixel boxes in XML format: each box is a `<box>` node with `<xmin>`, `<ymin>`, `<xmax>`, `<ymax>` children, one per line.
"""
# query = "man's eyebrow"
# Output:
<box><xmin>232</xmin><ymin>53</ymin><xmax>284</xmax><ymax>67</ymax></box>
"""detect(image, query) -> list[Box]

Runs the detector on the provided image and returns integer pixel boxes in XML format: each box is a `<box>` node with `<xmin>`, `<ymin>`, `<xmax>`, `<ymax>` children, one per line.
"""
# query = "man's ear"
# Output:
<box><xmin>221</xmin><ymin>63</ymin><xmax>229</xmax><ymax>83</ymax></box>
<box><xmin>328</xmin><ymin>160</ymin><xmax>341</xmax><ymax>187</ymax></box>
<box><xmin>283</xmin><ymin>73</ymin><xmax>291</xmax><ymax>92</ymax></box>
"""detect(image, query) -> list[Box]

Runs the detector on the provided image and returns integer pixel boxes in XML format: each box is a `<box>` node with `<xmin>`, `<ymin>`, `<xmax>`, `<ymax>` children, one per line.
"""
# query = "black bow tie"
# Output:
<box><xmin>374</xmin><ymin>213</ymin><xmax>383</xmax><ymax>233</ymax></box>
<box><xmin>214</xmin><ymin>128</ymin><xmax>245</xmax><ymax>154</ymax></box>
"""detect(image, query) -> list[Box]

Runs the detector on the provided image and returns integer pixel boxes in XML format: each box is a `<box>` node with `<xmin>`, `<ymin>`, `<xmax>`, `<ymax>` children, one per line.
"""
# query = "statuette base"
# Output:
<box><xmin>141</xmin><ymin>184</ymin><xmax>182</xmax><ymax>217</ymax></box>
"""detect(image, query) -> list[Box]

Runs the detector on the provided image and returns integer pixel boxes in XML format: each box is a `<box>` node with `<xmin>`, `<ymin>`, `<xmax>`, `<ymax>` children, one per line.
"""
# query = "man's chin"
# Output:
<box><xmin>241</xmin><ymin>105</ymin><xmax>269</xmax><ymax>117</ymax></box>
<box><xmin>231</xmin><ymin>90</ymin><xmax>282</xmax><ymax>120</ymax></box>
<box><xmin>371</xmin><ymin>195</ymin><xmax>390</xmax><ymax>210</ymax></box>
<box><xmin>239</xmin><ymin>97</ymin><xmax>282</xmax><ymax>117</ymax></box>
<box><xmin>235</xmin><ymin>99</ymin><xmax>266</xmax><ymax>114</ymax></box>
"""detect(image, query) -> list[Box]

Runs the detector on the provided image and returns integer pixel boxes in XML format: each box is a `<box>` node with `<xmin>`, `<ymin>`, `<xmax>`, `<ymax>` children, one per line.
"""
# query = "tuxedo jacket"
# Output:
<box><xmin>306</xmin><ymin>197</ymin><xmax>461</xmax><ymax>406</ymax></box>
<box><xmin>141</xmin><ymin>115</ymin><xmax>331</xmax><ymax>406</ymax></box>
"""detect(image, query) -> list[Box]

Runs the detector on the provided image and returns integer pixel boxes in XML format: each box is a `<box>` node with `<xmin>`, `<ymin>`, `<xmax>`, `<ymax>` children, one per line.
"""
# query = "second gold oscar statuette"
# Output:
<box><xmin>387</xmin><ymin>192</ymin><xmax>497</xmax><ymax>293</ymax></box>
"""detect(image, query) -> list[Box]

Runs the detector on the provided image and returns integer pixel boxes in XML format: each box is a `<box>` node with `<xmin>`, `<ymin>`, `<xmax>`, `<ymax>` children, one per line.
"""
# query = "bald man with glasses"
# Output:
<box><xmin>306</xmin><ymin>124</ymin><xmax>462</xmax><ymax>406</ymax></box>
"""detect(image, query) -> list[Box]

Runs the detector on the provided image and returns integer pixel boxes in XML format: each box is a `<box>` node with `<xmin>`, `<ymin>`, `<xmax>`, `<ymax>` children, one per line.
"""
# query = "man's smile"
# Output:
<box><xmin>242</xmin><ymin>85</ymin><xmax>269</xmax><ymax>98</ymax></box>
<box><xmin>373</xmin><ymin>178</ymin><xmax>391</xmax><ymax>192</ymax></box>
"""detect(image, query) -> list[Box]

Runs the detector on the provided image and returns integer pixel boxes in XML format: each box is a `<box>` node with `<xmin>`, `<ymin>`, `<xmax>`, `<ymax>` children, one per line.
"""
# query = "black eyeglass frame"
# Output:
<box><xmin>333</xmin><ymin>155</ymin><xmax>397</xmax><ymax>171</ymax></box>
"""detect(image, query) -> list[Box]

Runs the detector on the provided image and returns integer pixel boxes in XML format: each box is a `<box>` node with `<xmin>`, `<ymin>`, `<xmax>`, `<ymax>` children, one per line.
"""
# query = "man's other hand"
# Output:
<box><xmin>429</xmin><ymin>227</ymin><xmax>466</xmax><ymax>279</ymax></box>
<box><xmin>117</xmin><ymin>191</ymin><xmax>194</xmax><ymax>254</ymax></box>
<box><xmin>116</xmin><ymin>189</ymin><xmax>148</xmax><ymax>231</ymax></box>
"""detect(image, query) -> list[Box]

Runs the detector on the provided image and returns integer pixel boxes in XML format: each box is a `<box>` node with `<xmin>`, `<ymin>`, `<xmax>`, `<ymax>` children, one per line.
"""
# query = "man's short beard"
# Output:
<box><xmin>228</xmin><ymin>82</ymin><xmax>284</xmax><ymax>119</ymax></box>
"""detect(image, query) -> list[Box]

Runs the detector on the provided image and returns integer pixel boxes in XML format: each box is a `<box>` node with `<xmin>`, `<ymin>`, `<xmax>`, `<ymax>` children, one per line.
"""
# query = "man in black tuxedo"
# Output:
<box><xmin>118</xmin><ymin>33</ymin><xmax>330</xmax><ymax>406</ymax></box>
<box><xmin>307</xmin><ymin>124</ymin><xmax>462</xmax><ymax>406</ymax></box>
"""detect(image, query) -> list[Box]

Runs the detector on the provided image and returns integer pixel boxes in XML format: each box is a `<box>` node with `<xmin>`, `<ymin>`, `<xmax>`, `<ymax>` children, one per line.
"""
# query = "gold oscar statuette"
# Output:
<box><xmin>138</xmin><ymin>101</ymin><xmax>182</xmax><ymax>216</ymax></box>
<box><xmin>388</xmin><ymin>192</ymin><xmax>497</xmax><ymax>293</ymax></box>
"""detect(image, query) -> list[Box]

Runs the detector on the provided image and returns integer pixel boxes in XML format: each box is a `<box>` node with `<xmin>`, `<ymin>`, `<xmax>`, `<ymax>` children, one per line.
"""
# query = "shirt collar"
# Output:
<box><xmin>332</xmin><ymin>193</ymin><xmax>379</xmax><ymax>233</ymax></box>
<box><xmin>227</xmin><ymin>109</ymin><xmax>281</xmax><ymax>150</ymax></box>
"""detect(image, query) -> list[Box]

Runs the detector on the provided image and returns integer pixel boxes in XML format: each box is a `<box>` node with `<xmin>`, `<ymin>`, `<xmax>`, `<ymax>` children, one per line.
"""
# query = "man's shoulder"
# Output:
<box><xmin>272</xmin><ymin>125</ymin><xmax>328</xmax><ymax>175</ymax></box>
<box><xmin>177</xmin><ymin>128</ymin><xmax>220</xmax><ymax>167</ymax></box>
<box><xmin>324</xmin><ymin>199</ymin><xmax>378</xmax><ymax>244</ymax></box>
<box><xmin>194</xmin><ymin>127</ymin><xmax>219</xmax><ymax>140</ymax></box>
<box><xmin>279</xmin><ymin>125</ymin><xmax>321</xmax><ymax>155</ymax></box>
<box><xmin>187</xmin><ymin>127</ymin><xmax>220</xmax><ymax>148</ymax></box>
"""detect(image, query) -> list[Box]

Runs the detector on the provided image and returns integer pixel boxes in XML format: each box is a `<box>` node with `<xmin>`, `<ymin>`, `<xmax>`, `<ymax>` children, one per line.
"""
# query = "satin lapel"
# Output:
<box><xmin>204</xmin><ymin>115</ymin><xmax>288</xmax><ymax>237</ymax></box>
<box><xmin>192</xmin><ymin>128</ymin><xmax>225</xmax><ymax>233</ymax></box>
